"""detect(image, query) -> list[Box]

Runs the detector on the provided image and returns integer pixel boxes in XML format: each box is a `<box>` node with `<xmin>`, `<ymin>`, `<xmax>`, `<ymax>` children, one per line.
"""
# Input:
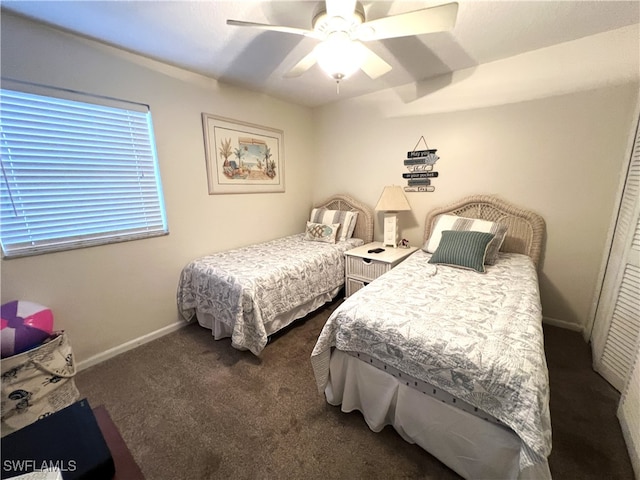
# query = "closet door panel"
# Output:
<box><xmin>618</xmin><ymin>339</ymin><xmax>640</xmax><ymax>477</ymax></box>
<box><xmin>592</xmin><ymin>114</ymin><xmax>640</xmax><ymax>391</ymax></box>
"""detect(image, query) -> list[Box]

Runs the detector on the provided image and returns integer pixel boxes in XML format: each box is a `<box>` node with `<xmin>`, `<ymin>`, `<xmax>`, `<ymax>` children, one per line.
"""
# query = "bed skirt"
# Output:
<box><xmin>195</xmin><ymin>287</ymin><xmax>341</xmax><ymax>346</ymax></box>
<box><xmin>326</xmin><ymin>350</ymin><xmax>552</xmax><ymax>480</ymax></box>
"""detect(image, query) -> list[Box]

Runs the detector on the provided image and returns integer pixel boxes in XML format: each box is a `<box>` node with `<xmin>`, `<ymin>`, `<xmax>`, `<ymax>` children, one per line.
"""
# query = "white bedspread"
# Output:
<box><xmin>177</xmin><ymin>234</ymin><xmax>363</xmax><ymax>355</ymax></box>
<box><xmin>311</xmin><ymin>250</ymin><xmax>551</xmax><ymax>471</ymax></box>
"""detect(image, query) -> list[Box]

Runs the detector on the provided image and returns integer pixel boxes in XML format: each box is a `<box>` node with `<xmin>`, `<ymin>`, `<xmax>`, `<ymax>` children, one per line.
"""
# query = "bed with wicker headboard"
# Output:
<box><xmin>311</xmin><ymin>195</ymin><xmax>551</xmax><ymax>480</ymax></box>
<box><xmin>424</xmin><ymin>194</ymin><xmax>546</xmax><ymax>267</ymax></box>
<box><xmin>177</xmin><ymin>194</ymin><xmax>373</xmax><ymax>356</ymax></box>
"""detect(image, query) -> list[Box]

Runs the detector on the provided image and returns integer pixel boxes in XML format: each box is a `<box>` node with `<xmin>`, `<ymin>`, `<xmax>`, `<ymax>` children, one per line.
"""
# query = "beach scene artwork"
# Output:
<box><xmin>217</xmin><ymin>134</ymin><xmax>277</xmax><ymax>181</ymax></box>
<box><xmin>203</xmin><ymin>114</ymin><xmax>284</xmax><ymax>194</ymax></box>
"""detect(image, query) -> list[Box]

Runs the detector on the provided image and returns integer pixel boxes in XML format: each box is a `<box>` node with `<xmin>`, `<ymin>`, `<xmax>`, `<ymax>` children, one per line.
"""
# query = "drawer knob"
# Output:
<box><xmin>362</xmin><ymin>258</ymin><xmax>372</xmax><ymax>264</ymax></box>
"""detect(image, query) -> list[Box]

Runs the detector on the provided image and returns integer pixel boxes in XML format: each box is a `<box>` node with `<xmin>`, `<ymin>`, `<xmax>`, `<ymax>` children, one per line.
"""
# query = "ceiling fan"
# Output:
<box><xmin>227</xmin><ymin>0</ymin><xmax>459</xmax><ymax>87</ymax></box>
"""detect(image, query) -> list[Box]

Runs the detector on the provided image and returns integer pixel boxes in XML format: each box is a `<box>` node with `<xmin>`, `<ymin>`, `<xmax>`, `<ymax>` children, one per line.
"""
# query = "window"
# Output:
<box><xmin>0</xmin><ymin>88</ymin><xmax>168</xmax><ymax>258</ymax></box>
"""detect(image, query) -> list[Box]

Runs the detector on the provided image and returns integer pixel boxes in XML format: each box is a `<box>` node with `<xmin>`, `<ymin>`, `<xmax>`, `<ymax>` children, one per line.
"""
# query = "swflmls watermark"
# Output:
<box><xmin>3</xmin><ymin>459</ymin><xmax>77</xmax><ymax>472</ymax></box>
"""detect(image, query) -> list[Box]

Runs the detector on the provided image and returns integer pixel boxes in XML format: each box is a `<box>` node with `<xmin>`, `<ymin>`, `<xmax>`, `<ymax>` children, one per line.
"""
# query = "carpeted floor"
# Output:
<box><xmin>75</xmin><ymin>298</ymin><xmax>634</xmax><ymax>479</ymax></box>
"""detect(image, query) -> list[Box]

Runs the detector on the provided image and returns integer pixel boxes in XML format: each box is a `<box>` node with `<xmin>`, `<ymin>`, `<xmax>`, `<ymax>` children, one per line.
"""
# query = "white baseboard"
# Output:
<box><xmin>618</xmin><ymin>409</ymin><xmax>640</xmax><ymax>480</ymax></box>
<box><xmin>77</xmin><ymin>320</ymin><xmax>187</xmax><ymax>371</ymax></box>
<box><xmin>543</xmin><ymin>316</ymin><xmax>584</xmax><ymax>334</ymax></box>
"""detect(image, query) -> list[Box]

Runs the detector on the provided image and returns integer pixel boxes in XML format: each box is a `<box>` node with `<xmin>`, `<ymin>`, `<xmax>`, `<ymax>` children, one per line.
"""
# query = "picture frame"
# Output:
<box><xmin>202</xmin><ymin>113</ymin><xmax>285</xmax><ymax>194</ymax></box>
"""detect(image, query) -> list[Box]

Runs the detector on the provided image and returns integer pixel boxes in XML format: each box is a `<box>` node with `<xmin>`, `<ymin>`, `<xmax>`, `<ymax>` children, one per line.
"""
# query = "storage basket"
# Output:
<box><xmin>1</xmin><ymin>331</ymin><xmax>80</xmax><ymax>437</ymax></box>
<box><xmin>346</xmin><ymin>256</ymin><xmax>388</xmax><ymax>280</ymax></box>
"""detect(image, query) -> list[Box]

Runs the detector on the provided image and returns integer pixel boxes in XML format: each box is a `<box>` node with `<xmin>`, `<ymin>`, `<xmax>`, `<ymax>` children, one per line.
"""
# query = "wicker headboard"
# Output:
<box><xmin>315</xmin><ymin>194</ymin><xmax>374</xmax><ymax>243</ymax></box>
<box><xmin>424</xmin><ymin>195</ymin><xmax>546</xmax><ymax>267</ymax></box>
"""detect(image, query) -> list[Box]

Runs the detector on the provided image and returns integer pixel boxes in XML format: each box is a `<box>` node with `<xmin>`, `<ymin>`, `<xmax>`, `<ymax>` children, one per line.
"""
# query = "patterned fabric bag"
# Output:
<box><xmin>1</xmin><ymin>331</ymin><xmax>80</xmax><ymax>437</ymax></box>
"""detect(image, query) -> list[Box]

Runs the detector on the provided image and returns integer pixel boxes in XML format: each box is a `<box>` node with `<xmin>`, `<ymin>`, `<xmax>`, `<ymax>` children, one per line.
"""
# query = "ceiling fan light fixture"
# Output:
<box><xmin>226</xmin><ymin>1</ymin><xmax>459</xmax><ymax>85</ymax></box>
<box><xmin>312</xmin><ymin>1</ymin><xmax>365</xmax><ymax>36</ymax></box>
<box><xmin>315</xmin><ymin>32</ymin><xmax>365</xmax><ymax>81</ymax></box>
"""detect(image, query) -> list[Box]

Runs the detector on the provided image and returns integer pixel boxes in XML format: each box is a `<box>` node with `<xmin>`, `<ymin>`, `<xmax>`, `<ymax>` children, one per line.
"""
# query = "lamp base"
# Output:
<box><xmin>382</xmin><ymin>212</ymin><xmax>399</xmax><ymax>248</ymax></box>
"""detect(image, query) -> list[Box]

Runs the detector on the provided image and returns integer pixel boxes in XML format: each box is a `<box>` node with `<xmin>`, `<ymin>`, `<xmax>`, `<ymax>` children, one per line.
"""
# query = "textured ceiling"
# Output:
<box><xmin>2</xmin><ymin>1</ymin><xmax>639</xmax><ymax>107</ymax></box>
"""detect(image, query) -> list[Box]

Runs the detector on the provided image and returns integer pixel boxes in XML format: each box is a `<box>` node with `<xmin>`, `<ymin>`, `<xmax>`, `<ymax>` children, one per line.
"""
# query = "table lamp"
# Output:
<box><xmin>375</xmin><ymin>185</ymin><xmax>411</xmax><ymax>248</ymax></box>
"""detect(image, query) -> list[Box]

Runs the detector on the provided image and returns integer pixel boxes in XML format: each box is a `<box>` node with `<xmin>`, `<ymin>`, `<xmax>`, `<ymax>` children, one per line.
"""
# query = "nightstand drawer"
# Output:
<box><xmin>346</xmin><ymin>278</ymin><xmax>369</xmax><ymax>297</ymax></box>
<box><xmin>346</xmin><ymin>256</ymin><xmax>389</xmax><ymax>281</ymax></box>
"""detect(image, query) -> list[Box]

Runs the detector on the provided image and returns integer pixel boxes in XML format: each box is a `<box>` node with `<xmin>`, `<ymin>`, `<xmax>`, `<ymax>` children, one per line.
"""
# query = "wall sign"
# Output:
<box><xmin>403</xmin><ymin>137</ymin><xmax>439</xmax><ymax>192</ymax></box>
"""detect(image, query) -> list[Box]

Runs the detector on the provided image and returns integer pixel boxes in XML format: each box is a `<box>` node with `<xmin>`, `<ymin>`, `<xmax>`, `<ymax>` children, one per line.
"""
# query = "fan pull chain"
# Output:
<box><xmin>336</xmin><ymin>81</ymin><xmax>340</xmax><ymax>95</ymax></box>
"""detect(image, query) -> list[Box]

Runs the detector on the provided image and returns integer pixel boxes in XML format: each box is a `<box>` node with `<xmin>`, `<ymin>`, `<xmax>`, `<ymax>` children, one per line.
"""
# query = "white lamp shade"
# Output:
<box><xmin>375</xmin><ymin>185</ymin><xmax>411</xmax><ymax>212</ymax></box>
<box><xmin>315</xmin><ymin>32</ymin><xmax>365</xmax><ymax>80</ymax></box>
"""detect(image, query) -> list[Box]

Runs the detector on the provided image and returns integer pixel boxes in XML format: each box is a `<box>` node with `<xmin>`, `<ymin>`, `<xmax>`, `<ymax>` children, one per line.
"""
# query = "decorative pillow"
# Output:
<box><xmin>309</xmin><ymin>208</ymin><xmax>359</xmax><ymax>241</ymax></box>
<box><xmin>423</xmin><ymin>214</ymin><xmax>508</xmax><ymax>265</ymax></box>
<box><xmin>428</xmin><ymin>230</ymin><xmax>495</xmax><ymax>273</ymax></box>
<box><xmin>304</xmin><ymin>221</ymin><xmax>340</xmax><ymax>243</ymax></box>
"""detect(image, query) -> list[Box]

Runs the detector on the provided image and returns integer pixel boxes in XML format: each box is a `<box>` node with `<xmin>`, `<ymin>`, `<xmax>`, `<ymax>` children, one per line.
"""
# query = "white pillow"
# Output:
<box><xmin>304</xmin><ymin>222</ymin><xmax>340</xmax><ymax>243</ymax></box>
<box><xmin>424</xmin><ymin>214</ymin><xmax>508</xmax><ymax>265</ymax></box>
<box><xmin>309</xmin><ymin>208</ymin><xmax>358</xmax><ymax>241</ymax></box>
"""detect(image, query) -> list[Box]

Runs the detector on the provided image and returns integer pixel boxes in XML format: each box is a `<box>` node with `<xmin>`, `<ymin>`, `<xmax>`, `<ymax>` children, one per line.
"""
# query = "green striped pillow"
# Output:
<box><xmin>428</xmin><ymin>230</ymin><xmax>495</xmax><ymax>273</ymax></box>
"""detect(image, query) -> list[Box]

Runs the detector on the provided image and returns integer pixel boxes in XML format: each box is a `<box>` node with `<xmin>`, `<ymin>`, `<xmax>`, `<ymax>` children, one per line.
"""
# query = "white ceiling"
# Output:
<box><xmin>2</xmin><ymin>1</ymin><xmax>639</xmax><ymax>107</ymax></box>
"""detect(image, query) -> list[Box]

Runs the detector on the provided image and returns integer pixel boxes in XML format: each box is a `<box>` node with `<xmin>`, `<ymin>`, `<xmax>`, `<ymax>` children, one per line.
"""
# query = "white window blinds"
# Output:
<box><xmin>0</xmin><ymin>88</ymin><xmax>168</xmax><ymax>258</ymax></box>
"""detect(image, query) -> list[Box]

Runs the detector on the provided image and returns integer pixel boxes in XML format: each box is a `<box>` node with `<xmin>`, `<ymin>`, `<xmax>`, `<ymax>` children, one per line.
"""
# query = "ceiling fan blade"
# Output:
<box><xmin>226</xmin><ymin>19</ymin><xmax>319</xmax><ymax>39</ymax></box>
<box><xmin>356</xmin><ymin>44</ymin><xmax>392</xmax><ymax>79</ymax></box>
<box><xmin>358</xmin><ymin>2</ymin><xmax>459</xmax><ymax>41</ymax></box>
<box><xmin>284</xmin><ymin>50</ymin><xmax>318</xmax><ymax>78</ymax></box>
<box><xmin>325</xmin><ymin>0</ymin><xmax>357</xmax><ymax>19</ymax></box>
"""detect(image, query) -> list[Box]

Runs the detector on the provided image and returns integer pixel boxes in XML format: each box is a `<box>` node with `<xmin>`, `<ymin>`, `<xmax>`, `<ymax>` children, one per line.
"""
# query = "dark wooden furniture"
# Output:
<box><xmin>93</xmin><ymin>406</ymin><xmax>145</xmax><ymax>480</ymax></box>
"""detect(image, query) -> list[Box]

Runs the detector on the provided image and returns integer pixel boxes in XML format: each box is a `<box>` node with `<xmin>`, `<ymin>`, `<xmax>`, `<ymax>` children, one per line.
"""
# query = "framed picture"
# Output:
<box><xmin>202</xmin><ymin>113</ymin><xmax>285</xmax><ymax>194</ymax></box>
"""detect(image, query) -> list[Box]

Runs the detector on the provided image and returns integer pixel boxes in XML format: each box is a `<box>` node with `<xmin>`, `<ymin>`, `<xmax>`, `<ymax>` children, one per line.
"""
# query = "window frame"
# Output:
<box><xmin>0</xmin><ymin>82</ymin><xmax>169</xmax><ymax>258</ymax></box>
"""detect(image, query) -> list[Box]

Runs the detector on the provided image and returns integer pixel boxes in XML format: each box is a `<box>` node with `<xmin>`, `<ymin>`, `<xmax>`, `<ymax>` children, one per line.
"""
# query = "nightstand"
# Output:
<box><xmin>345</xmin><ymin>242</ymin><xmax>418</xmax><ymax>297</ymax></box>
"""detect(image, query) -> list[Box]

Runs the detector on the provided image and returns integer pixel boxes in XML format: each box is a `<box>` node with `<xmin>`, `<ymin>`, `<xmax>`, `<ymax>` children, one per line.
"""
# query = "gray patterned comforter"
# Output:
<box><xmin>177</xmin><ymin>234</ymin><xmax>363</xmax><ymax>355</ymax></box>
<box><xmin>311</xmin><ymin>250</ymin><xmax>551</xmax><ymax>470</ymax></box>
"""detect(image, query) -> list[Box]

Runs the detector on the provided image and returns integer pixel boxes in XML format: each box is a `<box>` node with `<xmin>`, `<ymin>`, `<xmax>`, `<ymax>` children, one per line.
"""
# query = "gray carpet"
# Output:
<box><xmin>75</xmin><ymin>298</ymin><xmax>634</xmax><ymax>479</ymax></box>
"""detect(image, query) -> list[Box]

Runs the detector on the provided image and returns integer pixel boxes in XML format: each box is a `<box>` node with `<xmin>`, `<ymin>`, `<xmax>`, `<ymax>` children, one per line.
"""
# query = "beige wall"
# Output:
<box><xmin>312</xmin><ymin>25</ymin><xmax>640</xmax><ymax>329</ymax></box>
<box><xmin>0</xmin><ymin>14</ymin><xmax>316</xmax><ymax>363</ymax></box>
<box><xmin>1</xmin><ymin>14</ymin><xmax>638</xmax><ymax>363</ymax></box>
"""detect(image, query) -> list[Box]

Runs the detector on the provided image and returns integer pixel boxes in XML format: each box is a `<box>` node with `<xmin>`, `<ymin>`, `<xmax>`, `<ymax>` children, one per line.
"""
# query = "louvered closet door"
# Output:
<box><xmin>591</xmin><ymin>113</ymin><xmax>640</xmax><ymax>392</ymax></box>
<box><xmin>618</xmin><ymin>341</ymin><xmax>640</xmax><ymax>475</ymax></box>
